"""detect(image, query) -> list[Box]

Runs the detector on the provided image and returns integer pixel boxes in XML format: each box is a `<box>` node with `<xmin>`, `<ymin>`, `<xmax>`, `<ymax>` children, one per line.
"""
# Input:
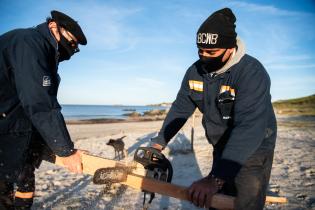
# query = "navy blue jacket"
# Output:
<box><xmin>0</xmin><ymin>23</ymin><xmax>74</xmax><ymax>159</ymax></box>
<box><xmin>152</xmin><ymin>39</ymin><xmax>277</xmax><ymax>181</ymax></box>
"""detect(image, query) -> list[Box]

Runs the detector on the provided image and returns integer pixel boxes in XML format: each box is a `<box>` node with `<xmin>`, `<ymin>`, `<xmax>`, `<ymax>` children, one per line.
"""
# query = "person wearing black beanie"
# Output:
<box><xmin>196</xmin><ymin>8</ymin><xmax>238</xmax><ymax>73</ymax></box>
<box><xmin>197</xmin><ymin>8</ymin><xmax>237</xmax><ymax>49</ymax></box>
<box><xmin>150</xmin><ymin>7</ymin><xmax>276</xmax><ymax>210</ymax></box>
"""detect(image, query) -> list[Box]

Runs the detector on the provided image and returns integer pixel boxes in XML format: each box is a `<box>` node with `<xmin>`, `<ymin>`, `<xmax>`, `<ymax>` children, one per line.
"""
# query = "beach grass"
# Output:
<box><xmin>273</xmin><ymin>94</ymin><xmax>315</xmax><ymax>116</ymax></box>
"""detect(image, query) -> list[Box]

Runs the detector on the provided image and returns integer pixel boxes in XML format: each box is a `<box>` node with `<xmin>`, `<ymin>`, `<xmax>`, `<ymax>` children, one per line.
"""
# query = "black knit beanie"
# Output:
<box><xmin>196</xmin><ymin>8</ymin><xmax>237</xmax><ymax>49</ymax></box>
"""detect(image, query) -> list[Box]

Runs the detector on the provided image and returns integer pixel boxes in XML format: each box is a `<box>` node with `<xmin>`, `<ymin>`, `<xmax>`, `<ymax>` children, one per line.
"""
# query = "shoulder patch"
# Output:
<box><xmin>189</xmin><ymin>80</ymin><xmax>203</xmax><ymax>92</ymax></box>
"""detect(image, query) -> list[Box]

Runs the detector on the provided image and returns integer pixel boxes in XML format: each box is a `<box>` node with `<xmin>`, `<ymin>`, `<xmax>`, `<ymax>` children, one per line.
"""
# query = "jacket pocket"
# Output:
<box><xmin>0</xmin><ymin>104</ymin><xmax>32</xmax><ymax>134</ymax></box>
<box><xmin>217</xmin><ymin>91</ymin><xmax>235</xmax><ymax>120</ymax></box>
<box><xmin>189</xmin><ymin>90</ymin><xmax>204</xmax><ymax>113</ymax></box>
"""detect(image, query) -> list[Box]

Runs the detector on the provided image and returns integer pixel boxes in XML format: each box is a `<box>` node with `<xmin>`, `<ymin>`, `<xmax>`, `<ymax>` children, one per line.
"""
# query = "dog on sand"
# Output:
<box><xmin>106</xmin><ymin>136</ymin><xmax>128</xmax><ymax>160</ymax></box>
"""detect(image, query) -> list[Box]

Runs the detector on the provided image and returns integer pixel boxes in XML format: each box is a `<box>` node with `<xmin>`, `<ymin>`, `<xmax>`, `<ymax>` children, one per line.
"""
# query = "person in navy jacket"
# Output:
<box><xmin>0</xmin><ymin>10</ymin><xmax>87</xmax><ymax>209</ymax></box>
<box><xmin>151</xmin><ymin>8</ymin><xmax>277</xmax><ymax>210</ymax></box>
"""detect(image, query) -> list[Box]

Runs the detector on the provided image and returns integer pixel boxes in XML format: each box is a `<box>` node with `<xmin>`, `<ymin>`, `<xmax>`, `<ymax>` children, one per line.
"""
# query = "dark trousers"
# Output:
<box><xmin>212</xmin><ymin>148</ymin><xmax>274</xmax><ymax>210</ymax></box>
<box><xmin>0</xmin><ymin>181</ymin><xmax>14</xmax><ymax>210</ymax></box>
<box><xmin>15</xmin><ymin>163</ymin><xmax>36</xmax><ymax>210</ymax></box>
<box><xmin>0</xmin><ymin>132</ymin><xmax>54</xmax><ymax>210</ymax></box>
<box><xmin>0</xmin><ymin>163</ymin><xmax>35</xmax><ymax>210</ymax></box>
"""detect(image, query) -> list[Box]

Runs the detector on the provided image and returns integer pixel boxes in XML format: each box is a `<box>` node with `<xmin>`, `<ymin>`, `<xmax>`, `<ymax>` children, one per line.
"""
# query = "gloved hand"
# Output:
<box><xmin>188</xmin><ymin>175</ymin><xmax>225</xmax><ymax>208</ymax></box>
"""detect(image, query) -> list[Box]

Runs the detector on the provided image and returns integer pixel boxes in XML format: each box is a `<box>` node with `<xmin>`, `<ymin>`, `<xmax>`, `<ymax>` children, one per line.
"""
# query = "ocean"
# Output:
<box><xmin>61</xmin><ymin>104</ymin><xmax>168</xmax><ymax>120</ymax></box>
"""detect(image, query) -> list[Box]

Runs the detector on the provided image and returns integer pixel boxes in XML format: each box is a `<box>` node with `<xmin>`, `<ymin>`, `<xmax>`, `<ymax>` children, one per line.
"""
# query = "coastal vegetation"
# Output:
<box><xmin>273</xmin><ymin>94</ymin><xmax>315</xmax><ymax>116</ymax></box>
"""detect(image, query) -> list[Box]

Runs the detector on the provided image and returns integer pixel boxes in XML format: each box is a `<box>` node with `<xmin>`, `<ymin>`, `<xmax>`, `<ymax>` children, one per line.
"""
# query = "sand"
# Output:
<box><xmin>31</xmin><ymin>115</ymin><xmax>315</xmax><ymax>210</ymax></box>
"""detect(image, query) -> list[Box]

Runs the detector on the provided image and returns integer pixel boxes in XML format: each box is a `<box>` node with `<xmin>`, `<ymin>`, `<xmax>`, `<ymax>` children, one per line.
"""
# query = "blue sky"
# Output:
<box><xmin>1</xmin><ymin>0</ymin><xmax>315</xmax><ymax>105</ymax></box>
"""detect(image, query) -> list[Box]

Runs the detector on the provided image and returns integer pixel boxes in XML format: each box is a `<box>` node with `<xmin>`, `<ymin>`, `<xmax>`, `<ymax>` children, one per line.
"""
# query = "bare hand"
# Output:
<box><xmin>151</xmin><ymin>143</ymin><xmax>163</xmax><ymax>151</ymax></box>
<box><xmin>59</xmin><ymin>150</ymin><xmax>84</xmax><ymax>174</ymax></box>
<box><xmin>188</xmin><ymin>176</ymin><xmax>222</xmax><ymax>208</ymax></box>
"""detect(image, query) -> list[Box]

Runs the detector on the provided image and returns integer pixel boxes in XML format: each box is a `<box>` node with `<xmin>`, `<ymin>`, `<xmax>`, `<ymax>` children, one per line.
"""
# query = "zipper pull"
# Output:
<box><xmin>210</xmin><ymin>72</ymin><xmax>217</xmax><ymax>78</ymax></box>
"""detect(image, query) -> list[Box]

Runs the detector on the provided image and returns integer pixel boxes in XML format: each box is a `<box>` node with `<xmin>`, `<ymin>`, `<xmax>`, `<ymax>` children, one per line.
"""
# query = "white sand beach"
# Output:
<box><xmin>31</xmin><ymin>115</ymin><xmax>315</xmax><ymax>210</ymax></box>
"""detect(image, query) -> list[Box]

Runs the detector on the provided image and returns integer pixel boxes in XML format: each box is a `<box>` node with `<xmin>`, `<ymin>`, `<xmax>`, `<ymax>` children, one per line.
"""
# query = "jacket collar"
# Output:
<box><xmin>214</xmin><ymin>37</ymin><xmax>246</xmax><ymax>75</ymax></box>
<box><xmin>35</xmin><ymin>22</ymin><xmax>59</xmax><ymax>51</ymax></box>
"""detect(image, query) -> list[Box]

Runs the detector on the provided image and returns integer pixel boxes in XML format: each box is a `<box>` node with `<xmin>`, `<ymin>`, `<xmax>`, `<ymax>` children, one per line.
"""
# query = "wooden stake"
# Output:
<box><xmin>191</xmin><ymin>112</ymin><xmax>195</xmax><ymax>152</ymax></box>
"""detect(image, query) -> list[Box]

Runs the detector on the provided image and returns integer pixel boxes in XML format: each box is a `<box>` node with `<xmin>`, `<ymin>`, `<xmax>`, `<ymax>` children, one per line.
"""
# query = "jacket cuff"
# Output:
<box><xmin>150</xmin><ymin>136</ymin><xmax>167</xmax><ymax>149</ymax></box>
<box><xmin>210</xmin><ymin>158</ymin><xmax>242</xmax><ymax>182</ymax></box>
<box><xmin>54</xmin><ymin>145</ymin><xmax>75</xmax><ymax>157</ymax></box>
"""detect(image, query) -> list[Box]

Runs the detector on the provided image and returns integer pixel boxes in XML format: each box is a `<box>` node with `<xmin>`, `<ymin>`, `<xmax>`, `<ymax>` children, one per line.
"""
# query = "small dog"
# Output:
<box><xmin>106</xmin><ymin>136</ymin><xmax>127</xmax><ymax>160</ymax></box>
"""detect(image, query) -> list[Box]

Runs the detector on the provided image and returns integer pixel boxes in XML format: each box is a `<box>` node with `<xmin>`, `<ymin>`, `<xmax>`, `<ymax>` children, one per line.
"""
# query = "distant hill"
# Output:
<box><xmin>273</xmin><ymin>94</ymin><xmax>315</xmax><ymax>116</ymax></box>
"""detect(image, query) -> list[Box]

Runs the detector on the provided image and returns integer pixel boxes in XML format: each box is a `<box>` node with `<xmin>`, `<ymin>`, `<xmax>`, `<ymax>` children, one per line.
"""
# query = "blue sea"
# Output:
<box><xmin>61</xmin><ymin>104</ymin><xmax>168</xmax><ymax>120</ymax></box>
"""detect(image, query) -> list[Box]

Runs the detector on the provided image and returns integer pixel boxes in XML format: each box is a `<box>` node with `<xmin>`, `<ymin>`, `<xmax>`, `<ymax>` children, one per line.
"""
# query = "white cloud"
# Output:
<box><xmin>260</xmin><ymin>54</ymin><xmax>315</xmax><ymax>71</ymax></box>
<box><xmin>69</xmin><ymin>3</ymin><xmax>144</xmax><ymax>51</ymax></box>
<box><xmin>267</xmin><ymin>63</ymin><xmax>315</xmax><ymax>70</ymax></box>
<box><xmin>263</xmin><ymin>54</ymin><xmax>314</xmax><ymax>65</ymax></box>
<box><xmin>259</xmin><ymin>53</ymin><xmax>315</xmax><ymax>71</ymax></box>
<box><xmin>67</xmin><ymin>2</ymin><xmax>197</xmax><ymax>54</ymax></box>
<box><xmin>227</xmin><ymin>1</ymin><xmax>313</xmax><ymax>16</ymax></box>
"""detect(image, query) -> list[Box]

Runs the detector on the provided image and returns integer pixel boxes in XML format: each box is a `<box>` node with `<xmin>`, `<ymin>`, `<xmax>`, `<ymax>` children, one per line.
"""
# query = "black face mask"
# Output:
<box><xmin>199</xmin><ymin>49</ymin><xmax>229</xmax><ymax>73</ymax></box>
<box><xmin>58</xmin><ymin>34</ymin><xmax>75</xmax><ymax>62</ymax></box>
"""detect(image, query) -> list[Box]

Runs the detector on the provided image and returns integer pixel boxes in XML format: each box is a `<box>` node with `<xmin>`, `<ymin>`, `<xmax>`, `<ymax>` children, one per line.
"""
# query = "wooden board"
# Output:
<box><xmin>54</xmin><ymin>153</ymin><xmax>287</xmax><ymax>209</ymax></box>
<box><xmin>123</xmin><ymin>174</ymin><xmax>287</xmax><ymax>209</ymax></box>
<box><xmin>55</xmin><ymin>153</ymin><xmax>146</xmax><ymax>176</ymax></box>
<box><xmin>123</xmin><ymin>174</ymin><xmax>235</xmax><ymax>209</ymax></box>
